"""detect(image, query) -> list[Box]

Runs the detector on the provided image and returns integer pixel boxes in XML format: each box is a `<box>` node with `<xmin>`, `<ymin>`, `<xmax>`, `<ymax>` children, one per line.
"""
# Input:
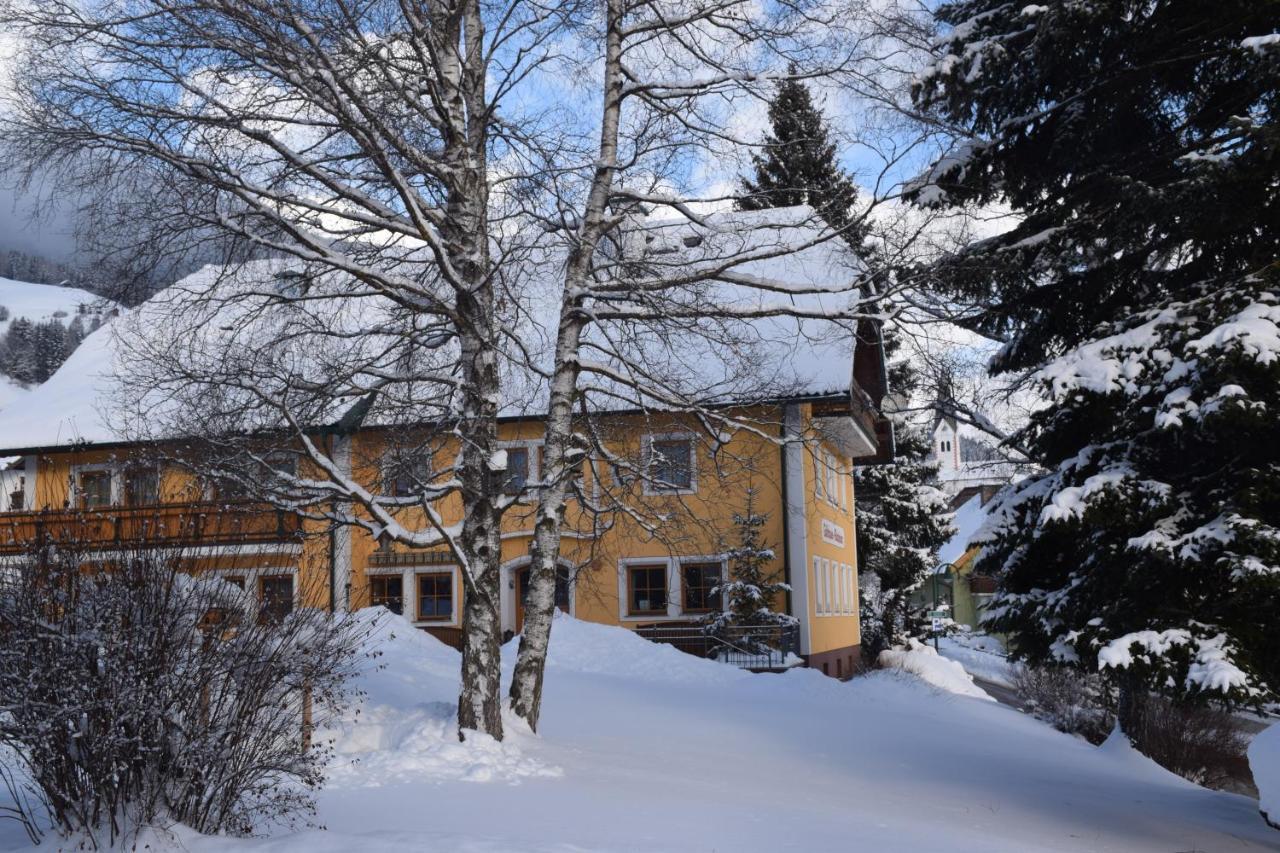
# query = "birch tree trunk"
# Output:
<box><xmin>508</xmin><ymin>0</ymin><xmax>626</xmax><ymax>732</ymax></box>
<box><xmin>445</xmin><ymin>0</ymin><xmax>505</xmax><ymax>741</ymax></box>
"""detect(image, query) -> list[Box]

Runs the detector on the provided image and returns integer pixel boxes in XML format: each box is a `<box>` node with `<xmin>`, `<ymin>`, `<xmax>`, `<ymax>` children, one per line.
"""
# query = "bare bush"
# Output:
<box><xmin>0</xmin><ymin>528</ymin><xmax>373</xmax><ymax>846</ymax></box>
<box><xmin>1127</xmin><ymin>693</ymin><xmax>1251</xmax><ymax>793</ymax></box>
<box><xmin>1013</xmin><ymin>665</ymin><xmax>1251</xmax><ymax>792</ymax></box>
<box><xmin>1012</xmin><ymin>665</ymin><xmax>1115</xmax><ymax>744</ymax></box>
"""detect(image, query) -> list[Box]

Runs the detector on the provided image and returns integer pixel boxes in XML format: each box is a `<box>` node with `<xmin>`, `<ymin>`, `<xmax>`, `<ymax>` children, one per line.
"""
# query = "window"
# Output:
<box><xmin>627</xmin><ymin>564</ymin><xmax>668</xmax><ymax>615</ymax></box>
<box><xmin>7</xmin><ymin>475</ymin><xmax>24</xmax><ymax>511</ymax></box>
<box><xmin>123</xmin><ymin>466</ymin><xmax>159</xmax><ymax>506</ymax></box>
<box><xmin>370</xmin><ymin>575</ymin><xmax>404</xmax><ymax>615</ymax></box>
<box><xmin>266</xmin><ymin>453</ymin><xmax>298</xmax><ymax>480</ymax></box>
<box><xmin>814</xmin><ymin>456</ymin><xmax>824</xmax><ymax>500</ymax></box>
<box><xmin>648</xmin><ymin>437</ymin><xmax>693</xmax><ymax>492</ymax></box>
<box><xmin>681</xmin><ymin>562</ymin><xmax>721</xmax><ymax>613</ymax></box>
<box><xmin>813</xmin><ymin>556</ymin><xmax>825</xmax><ymax>615</ymax></box>
<box><xmin>258</xmin><ymin>575</ymin><xmax>294</xmax><ymax>624</ymax></box>
<box><xmin>417</xmin><ymin>573</ymin><xmax>453</xmax><ymax>621</ymax></box>
<box><xmin>383</xmin><ymin>453</ymin><xmax>430</xmax><ymax>498</ymax></box>
<box><xmin>77</xmin><ymin>469</ymin><xmax>113</xmax><ymax>508</ymax></box>
<box><xmin>825</xmin><ymin>453</ymin><xmax>839</xmax><ymax>505</ymax></box>
<box><xmin>504</xmin><ymin>447</ymin><xmax>532</xmax><ymax>495</ymax></box>
<box><xmin>222</xmin><ymin>574</ymin><xmax>245</xmax><ymax>589</ymax></box>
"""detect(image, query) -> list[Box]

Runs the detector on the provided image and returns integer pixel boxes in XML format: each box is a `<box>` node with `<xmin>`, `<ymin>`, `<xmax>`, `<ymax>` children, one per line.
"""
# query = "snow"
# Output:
<box><xmin>937</xmin><ymin>633</ymin><xmax>1017</xmax><ymax>689</ymax></box>
<box><xmin>1251</xmin><ymin>723</ymin><xmax>1280</xmax><ymax>828</ymax></box>
<box><xmin>879</xmin><ymin>639</ymin><xmax>995</xmax><ymax>701</ymax></box>
<box><xmin>937</xmin><ymin>492</ymin><xmax>987</xmax><ymax>565</ymax></box>
<box><xmin>0</xmin><ymin>207</ymin><xmax>865</xmax><ymax>453</ymax></box>
<box><xmin>1</xmin><ymin>612</ymin><xmax>1275</xmax><ymax>852</ymax></box>
<box><xmin>0</xmin><ymin>277</ymin><xmax>107</xmax><ymax>338</ymax></box>
<box><xmin>1242</xmin><ymin>34</ymin><xmax>1280</xmax><ymax>54</ymax></box>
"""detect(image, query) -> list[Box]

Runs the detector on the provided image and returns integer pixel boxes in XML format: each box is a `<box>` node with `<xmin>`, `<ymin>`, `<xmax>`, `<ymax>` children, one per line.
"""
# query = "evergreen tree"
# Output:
<box><xmin>912</xmin><ymin>1</ymin><xmax>1280</xmax><ymax>718</ymax></box>
<box><xmin>704</xmin><ymin>488</ymin><xmax>797</xmax><ymax>652</ymax></box>
<box><xmin>738</xmin><ymin>71</ymin><xmax>863</xmax><ymax>242</ymax></box>
<box><xmin>33</xmin><ymin>320</ymin><xmax>68</xmax><ymax>383</ymax></box>
<box><xmin>2</xmin><ymin>318</ymin><xmax>38</xmax><ymax>385</ymax></box>
<box><xmin>855</xmin><ymin>336</ymin><xmax>953</xmax><ymax>661</ymax></box>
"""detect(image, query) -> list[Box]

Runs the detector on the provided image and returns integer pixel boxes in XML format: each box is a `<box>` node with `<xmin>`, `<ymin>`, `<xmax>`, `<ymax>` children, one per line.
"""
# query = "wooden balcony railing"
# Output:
<box><xmin>0</xmin><ymin>502</ymin><xmax>302</xmax><ymax>555</ymax></box>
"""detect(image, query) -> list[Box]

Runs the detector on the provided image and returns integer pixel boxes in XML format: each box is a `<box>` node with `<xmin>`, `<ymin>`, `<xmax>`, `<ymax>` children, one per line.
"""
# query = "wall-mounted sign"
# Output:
<box><xmin>821</xmin><ymin>519</ymin><xmax>846</xmax><ymax>548</ymax></box>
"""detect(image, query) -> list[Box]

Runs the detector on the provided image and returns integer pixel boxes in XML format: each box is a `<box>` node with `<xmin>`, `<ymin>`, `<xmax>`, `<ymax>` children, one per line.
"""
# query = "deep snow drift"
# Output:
<box><xmin>1</xmin><ymin>611</ymin><xmax>1274</xmax><ymax>852</ymax></box>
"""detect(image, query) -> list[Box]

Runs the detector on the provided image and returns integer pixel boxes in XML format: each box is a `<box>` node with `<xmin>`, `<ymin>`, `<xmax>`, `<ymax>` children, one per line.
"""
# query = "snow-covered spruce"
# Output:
<box><xmin>855</xmin><ymin>337</ymin><xmax>954</xmax><ymax>661</ymax></box>
<box><xmin>702</xmin><ymin>490</ymin><xmax>796</xmax><ymax>653</ymax></box>
<box><xmin>977</xmin><ymin>277</ymin><xmax>1280</xmax><ymax>705</ymax></box>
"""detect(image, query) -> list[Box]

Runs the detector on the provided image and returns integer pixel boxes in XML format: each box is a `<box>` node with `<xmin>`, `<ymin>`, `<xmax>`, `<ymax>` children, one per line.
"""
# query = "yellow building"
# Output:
<box><xmin>0</xmin><ymin>240</ymin><xmax>889</xmax><ymax>678</ymax></box>
<box><xmin>0</xmin><ymin>393</ymin><xmax>882</xmax><ymax>676</ymax></box>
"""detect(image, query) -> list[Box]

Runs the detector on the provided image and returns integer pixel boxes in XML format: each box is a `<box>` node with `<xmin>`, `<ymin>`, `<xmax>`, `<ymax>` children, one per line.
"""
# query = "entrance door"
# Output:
<box><xmin>515</xmin><ymin>566</ymin><xmax>570</xmax><ymax>633</ymax></box>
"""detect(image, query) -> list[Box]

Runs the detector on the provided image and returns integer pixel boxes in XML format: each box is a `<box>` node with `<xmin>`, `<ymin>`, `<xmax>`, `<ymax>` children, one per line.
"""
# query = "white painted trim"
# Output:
<box><xmin>499</xmin><ymin>555</ymin><xmax>578</xmax><ymax>633</ymax></box>
<box><xmin>218</xmin><ymin>565</ymin><xmax>301</xmax><ymax>612</ymax></box>
<box><xmin>783</xmin><ymin>404</ymin><xmax>812</xmax><ymax>654</ymax></box>
<box><xmin>69</xmin><ymin>461</ymin><xmax>118</xmax><ymax>507</ymax></box>
<box><xmin>497</xmin><ymin>439</ymin><xmax>543</xmax><ymax>500</ymax></box>
<box><xmin>333</xmin><ymin>435</ymin><xmax>353</xmax><ymax>612</ymax></box>
<box><xmin>410</xmin><ymin>566</ymin><xmax>461</xmax><ymax>628</ymax></box>
<box><xmin>640</xmin><ymin>432</ymin><xmax>698</xmax><ymax>496</ymax></box>
<box><xmin>22</xmin><ymin>456</ymin><xmax>35</xmax><ymax>510</ymax></box>
<box><xmin>616</xmin><ymin>556</ymin><xmax>680</xmax><ymax>622</ymax></box>
<box><xmin>675</xmin><ymin>554</ymin><xmax>729</xmax><ymax>616</ymax></box>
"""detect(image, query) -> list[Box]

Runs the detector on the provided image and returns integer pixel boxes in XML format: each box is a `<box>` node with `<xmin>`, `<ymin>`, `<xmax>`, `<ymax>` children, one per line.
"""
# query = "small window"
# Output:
<box><xmin>370</xmin><ymin>575</ymin><xmax>404</xmax><ymax>615</ymax></box>
<box><xmin>681</xmin><ymin>562</ymin><xmax>722</xmax><ymax>613</ymax></box>
<box><xmin>825</xmin><ymin>453</ymin><xmax>839</xmax><ymax>503</ymax></box>
<box><xmin>417</xmin><ymin>573</ymin><xmax>453</xmax><ymax>621</ymax></box>
<box><xmin>814</xmin><ymin>455</ymin><xmax>825</xmax><ymax>499</ymax></box>
<box><xmin>258</xmin><ymin>575</ymin><xmax>294</xmax><ymax>624</ymax></box>
<box><xmin>504</xmin><ymin>447</ymin><xmax>532</xmax><ymax>495</ymax></box>
<box><xmin>77</xmin><ymin>469</ymin><xmax>113</xmax><ymax>509</ymax></box>
<box><xmin>627</xmin><ymin>564</ymin><xmax>668</xmax><ymax>615</ymax></box>
<box><xmin>648</xmin><ymin>438</ymin><xmax>693</xmax><ymax>491</ymax></box>
<box><xmin>222</xmin><ymin>574</ymin><xmax>245</xmax><ymax>589</ymax></box>
<box><xmin>8</xmin><ymin>475</ymin><xmax>24</xmax><ymax>511</ymax></box>
<box><xmin>383</xmin><ymin>453</ymin><xmax>430</xmax><ymax>498</ymax></box>
<box><xmin>266</xmin><ymin>453</ymin><xmax>298</xmax><ymax>479</ymax></box>
<box><xmin>123</xmin><ymin>466</ymin><xmax>160</xmax><ymax>506</ymax></box>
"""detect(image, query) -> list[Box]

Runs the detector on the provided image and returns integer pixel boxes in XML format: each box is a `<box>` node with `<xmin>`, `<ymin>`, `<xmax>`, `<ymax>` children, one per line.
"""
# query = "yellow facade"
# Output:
<box><xmin>1</xmin><ymin>400</ymin><xmax>868</xmax><ymax>672</ymax></box>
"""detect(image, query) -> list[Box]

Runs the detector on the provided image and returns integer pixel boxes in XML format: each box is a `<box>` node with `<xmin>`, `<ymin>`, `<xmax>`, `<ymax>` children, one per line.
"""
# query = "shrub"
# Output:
<box><xmin>1012</xmin><ymin>665</ymin><xmax>1115</xmax><ymax>744</ymax></box>
<box><xmin>1012</xmin><ymin>665</ymin><xmax>1250</xmax><ymax>792</ymax></box>
<box><xmin>0</xmin><ymin>530</ymin><xmax>373</xmax><ymax>846</ymax></box>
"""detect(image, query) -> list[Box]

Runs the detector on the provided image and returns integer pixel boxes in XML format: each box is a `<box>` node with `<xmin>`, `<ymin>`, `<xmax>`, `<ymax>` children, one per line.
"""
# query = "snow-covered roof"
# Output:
<box><xmin>937</xmin><ymin>493</ymin><xmax>988</xmax><ymax>566</ymax></box>
<box><xmin>0</xmin><ymin>207</ymin><xmax>868</xmax><ymax>454</ymax></box>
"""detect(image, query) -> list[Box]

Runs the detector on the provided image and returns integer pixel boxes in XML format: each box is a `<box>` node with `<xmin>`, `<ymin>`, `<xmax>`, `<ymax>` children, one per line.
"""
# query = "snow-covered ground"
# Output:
<box><xmin>1253</xmin><ymin>724</ymin><xmax>1280</xmax><ymax>829</ymax></box>
<box><xmin>880</xmin><ymin>639</ymin><xmax>994</xmax><ymax>700</ymax></box>
<box><xmin>0</xmin><ymin>613</ymin><xmax>1274</xmax><ymax>852</ymax></box>
<box><xmin>937</xmin><ymin>633</ymin><xmax>1018</xmax><ymax>689</ymax></box>
<box><xmin>0</xmin><ymin>276</ymin><xmax>107</xmax><ymax>337</ymax></box>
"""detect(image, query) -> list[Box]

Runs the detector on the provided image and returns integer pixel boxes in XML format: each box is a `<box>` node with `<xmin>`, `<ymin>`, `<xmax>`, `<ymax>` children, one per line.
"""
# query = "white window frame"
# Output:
<box><xmin>824</xmin><ymin>452</ymin><xmax>839</xmax><ymax>506</ymax></box>
<box><xmin>676</xmin><ymin>555</ymin><xmax>729</xmax><ymax>616</ymax></box>
<box><xmin>617</xmin><ymin>557</ymin><xmax>680</xmax><ymax>621</ymax></box>
<box><xmin>70</xmin><ymin>462</ymin><xmax>119</xmax><ymax>508</ymax></box>
<box><xmin>413</xmin><ymin>568</ymin><xmax>459</xmax><ymax>626</ymax></box>
<box><xmin>218</xmin><ymin>566</ymin><xmax>300</xmax><ymax>612</ymax></box>
<box><xmin>498</xmin><ymin>439</ymin><xmax>543</xmax><ymax>499</ymax></box>
<box><xmin>814</xmin><ymin>453</ymin><xmax>824</xmax><ymax>501</ymax></box>
<box><xmin>641</xmin><ymin>433</ymin><xmax>698</xmax><ymax>496</ymax></box>
<box><xmin>378</xmin><ymin>448</ymin><xmax>433</xmax><ymax>497</ymax></box>
<box><xmin>814</xmin><ymin>556</ymin><xmax>825</xmax><ymax>615</ymax></box>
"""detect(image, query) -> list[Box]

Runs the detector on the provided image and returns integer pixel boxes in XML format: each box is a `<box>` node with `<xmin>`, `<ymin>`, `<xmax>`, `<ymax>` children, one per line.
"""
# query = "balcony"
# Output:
<box><xmin>633</xmin><ymin>623</ymin><xmax>802</xmax><ymax>671</ymax></box>
<box><xmin>0</xmin><ymin>502</ymin><xmax>302</xmax><ymax>555</ymax></box>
